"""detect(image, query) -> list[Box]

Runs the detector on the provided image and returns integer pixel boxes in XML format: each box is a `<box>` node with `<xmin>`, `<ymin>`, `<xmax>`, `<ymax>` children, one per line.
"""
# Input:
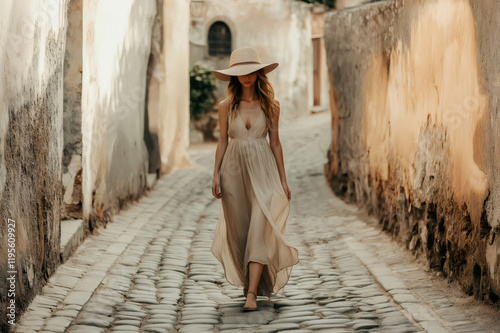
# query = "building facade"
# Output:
<box><xmin>189</xmin><ymin>0</ymin><xmax>331</xmax><ymax>142</ymax></box>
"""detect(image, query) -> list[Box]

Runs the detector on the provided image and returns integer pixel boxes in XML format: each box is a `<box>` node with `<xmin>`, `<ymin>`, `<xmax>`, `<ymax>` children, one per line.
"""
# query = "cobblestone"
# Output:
<box><xmin>11</xmin><ymin>112</ymin><xmax>500</xmax><ymax>332</ymax></box>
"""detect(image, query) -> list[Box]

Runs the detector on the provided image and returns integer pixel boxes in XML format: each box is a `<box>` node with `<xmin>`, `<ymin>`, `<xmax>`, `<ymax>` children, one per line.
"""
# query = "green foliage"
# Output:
<box><xmin>297</xmin><ymin>0</ymin><xmax>336</xmax><ymax>8</ymax></box>
<box><xmin>190</xmin><ymin>64</ymin><xmax>217</xmax><ymax>120</ymax></box>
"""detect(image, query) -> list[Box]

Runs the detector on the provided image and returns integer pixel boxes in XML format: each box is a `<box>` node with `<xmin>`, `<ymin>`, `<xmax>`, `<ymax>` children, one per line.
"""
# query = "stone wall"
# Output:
<box><xmin>0</xmin><ymin>1</ymin><xmax>70</xmax><ymax>330</ymax></box>
<box><xmin>324</xmin><ymin>0</ymin><xmax>500</xmax><ymax>302</ymax></box>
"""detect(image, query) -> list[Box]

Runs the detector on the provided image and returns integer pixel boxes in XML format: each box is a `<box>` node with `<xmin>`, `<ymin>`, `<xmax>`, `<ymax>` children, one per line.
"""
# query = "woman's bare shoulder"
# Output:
<box><xmin>216</xmin><ymin>98</ymin><xmax>230</xmax><ymax>119</ymax></box>
<box><xmin>219</xmin><ymin>97</ymin><xmax>230</xmax><ymax>109</ymax></box>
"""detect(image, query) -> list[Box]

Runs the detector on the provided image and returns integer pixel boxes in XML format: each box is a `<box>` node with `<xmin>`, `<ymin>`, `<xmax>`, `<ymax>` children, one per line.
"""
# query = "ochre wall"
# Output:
<box><xmin>324</xmin><ymin>0</ymin><xmax>500</xmax><ymax>302</ymax></box>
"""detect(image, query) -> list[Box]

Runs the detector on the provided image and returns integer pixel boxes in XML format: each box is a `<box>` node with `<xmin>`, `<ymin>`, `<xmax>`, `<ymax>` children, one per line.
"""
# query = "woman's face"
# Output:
<box><xmin>237</xmin><ymin>72</ymin><xmax>258</xmax><ymax>88</ymax></box>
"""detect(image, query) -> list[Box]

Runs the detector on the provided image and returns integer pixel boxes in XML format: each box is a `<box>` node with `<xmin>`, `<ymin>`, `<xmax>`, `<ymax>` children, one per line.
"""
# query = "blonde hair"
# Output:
<box><xmin>226</xmin><ymin>69</ymin><xmax>279</xmax><ymax>132</ymax></box>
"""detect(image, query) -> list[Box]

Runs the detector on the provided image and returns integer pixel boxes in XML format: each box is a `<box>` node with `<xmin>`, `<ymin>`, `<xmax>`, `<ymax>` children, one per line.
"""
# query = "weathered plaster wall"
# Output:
<box><xmin>324</xmin><ymin>0</ymin><xmax>500</xmax><ymax>302</ymax></box>
<box><xmin>157</xmin><ymin>0</ymin><xmax>191</xmax><ymax>174</ymax></box>
<box><xmin>189</xmin><ymin>0</ymin><xmax>315</xmax><ymax>122</ymax></box>
<box><xmin>82</xmin><ymin>0</ymin><xmax>156</xmax><ymax>228</ymax></box>
<box><xmin>0</xmin><ymin>0</ymin><xmax>190</xmax><ymax>329</ymax></box>
<box><xmin>62</xmin><ymin>0</ymin><xmax>83</xmax><ymax>219</ymax></box>
<box><xmin>0</xmin><ymin>0</ymin><xmax>69</xmax><ymax>330</ymax></box>
<box><xmin>470</xmin><ymin>0</ymin><xmax>500</xmax><ymax>300</ymax></box>
<box><xmin>144</xmin><ymin>0</ymin><xmax>164</xmax><ymax>176</ymax></box>
<box><xmin>312</xmin><ymin>7</ymin><xmax>331</xmax><ymax>109</ymax></box>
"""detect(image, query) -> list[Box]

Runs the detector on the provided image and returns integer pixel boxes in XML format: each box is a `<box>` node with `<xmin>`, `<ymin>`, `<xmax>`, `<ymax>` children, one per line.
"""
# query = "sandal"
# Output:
<box><xmin>242</xmin><ymin>290</ymin><xmax>258</xmax><ymax>311</ymax></box>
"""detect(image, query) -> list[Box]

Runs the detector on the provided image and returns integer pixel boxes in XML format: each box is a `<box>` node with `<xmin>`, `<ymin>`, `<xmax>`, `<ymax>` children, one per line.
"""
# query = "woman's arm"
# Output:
<box><xmin>268</xmin><ymin>100</ymin><xmax>290</xmax><ymax>200</ymax></box>
<box><xmin>212</xmin><ymin>99</ymin><xmax>229</xmax><ymax>198</ymax></box>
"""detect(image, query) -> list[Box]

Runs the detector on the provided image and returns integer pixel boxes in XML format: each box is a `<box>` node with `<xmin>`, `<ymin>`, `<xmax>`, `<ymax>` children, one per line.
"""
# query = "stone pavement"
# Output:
<box><xmin>12</xmin><ymin>112</ymin><xmax>500</xmax><ymax>333</ymax></box>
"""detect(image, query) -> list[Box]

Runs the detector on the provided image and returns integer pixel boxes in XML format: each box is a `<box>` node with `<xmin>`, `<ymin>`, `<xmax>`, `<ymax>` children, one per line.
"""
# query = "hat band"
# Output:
<box><xmin>229</xmin><ymin>61</ymin><xmax>262</xmax><ymax>68</ymax></box>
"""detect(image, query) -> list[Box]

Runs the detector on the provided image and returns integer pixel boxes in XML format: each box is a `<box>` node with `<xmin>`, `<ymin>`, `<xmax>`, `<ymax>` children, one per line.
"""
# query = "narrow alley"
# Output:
<box><xmin>3</xmin><ymin>0</ymin><xmax>500</xmax><ymax>332</ymax></box>
<box><xmin>13</xmin><ymin>112</ymin><xmax>500</xmax><ymax>333</ymax></box>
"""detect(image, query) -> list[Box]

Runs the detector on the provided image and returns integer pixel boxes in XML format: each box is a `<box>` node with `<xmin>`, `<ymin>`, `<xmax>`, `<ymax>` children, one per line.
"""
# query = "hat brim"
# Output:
<box><xmin>212</xmin><ymin>63</ymin><xmax>279</xmax><ymax>81</ymax></box>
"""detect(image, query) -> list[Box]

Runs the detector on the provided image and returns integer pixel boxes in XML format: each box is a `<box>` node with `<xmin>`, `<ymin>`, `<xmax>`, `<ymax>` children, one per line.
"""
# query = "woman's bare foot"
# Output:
<box><xmin>243</xmin><ymin>287</ymin><xmax>248</xmax><ymax>297</ymax></box>
<box><xmin>243</xmin><ymin>291</ymin><xmax>257</xmax><ymax>309</ymax></box>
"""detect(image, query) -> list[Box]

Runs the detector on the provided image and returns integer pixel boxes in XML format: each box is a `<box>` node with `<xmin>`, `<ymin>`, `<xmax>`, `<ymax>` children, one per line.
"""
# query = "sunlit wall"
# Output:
<box><xmin>82</xmin><ymin>0</ymin><xmax>156</xmax><ymax>224</ymax></box>
<box><xmin>324</xmin><ymin>0</ymin><xmax>500</xmax><ymax>301</ymax></box>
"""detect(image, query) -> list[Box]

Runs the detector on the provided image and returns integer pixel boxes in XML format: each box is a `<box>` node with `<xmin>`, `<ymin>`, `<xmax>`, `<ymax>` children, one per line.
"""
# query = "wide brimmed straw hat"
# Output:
<box><xmin>212</xmin><ymin>47</ymin><xmax>279</xmax><ymax>81</ymax></box>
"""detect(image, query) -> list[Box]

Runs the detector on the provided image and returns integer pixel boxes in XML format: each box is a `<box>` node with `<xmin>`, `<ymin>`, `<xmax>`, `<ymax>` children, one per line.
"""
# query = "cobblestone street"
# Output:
<box><xmin>13</xmin><ymin>112</ymin><xmax>500</xmax><ymax>333</ymax></box>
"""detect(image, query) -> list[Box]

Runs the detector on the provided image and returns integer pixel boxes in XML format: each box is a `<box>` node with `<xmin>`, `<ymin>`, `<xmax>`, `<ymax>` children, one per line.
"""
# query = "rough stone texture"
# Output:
<box><xmin>324</xmin><ymin>0</ymin><xmax>500</xmax><ymax>302</ymax></box>
<box><xmin>0</xmin><ymin>1</ymin><xmax>70</xmax><ymax>331</ymax></box>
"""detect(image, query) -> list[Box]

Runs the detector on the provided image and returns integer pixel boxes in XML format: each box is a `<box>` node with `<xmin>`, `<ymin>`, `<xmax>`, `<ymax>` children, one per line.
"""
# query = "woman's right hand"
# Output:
<box><xmin>212</xmin><ymin>174</ymin><xmax>222</xmax><ymax>199</ymax></box>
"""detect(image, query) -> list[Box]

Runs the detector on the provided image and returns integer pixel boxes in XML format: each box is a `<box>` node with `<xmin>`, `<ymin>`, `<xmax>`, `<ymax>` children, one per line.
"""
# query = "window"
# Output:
<box><xmin>208</xmin><ymin>21</ymin><xmax>231</xmax><ymax>56</ymax></box>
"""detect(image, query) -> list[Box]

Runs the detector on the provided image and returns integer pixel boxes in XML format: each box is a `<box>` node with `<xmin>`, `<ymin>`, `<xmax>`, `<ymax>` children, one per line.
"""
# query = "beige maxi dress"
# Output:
<box><xmin>211</xmin><ymin>103</ymin><xmax>300</xmax><ymax>298</ymax></box>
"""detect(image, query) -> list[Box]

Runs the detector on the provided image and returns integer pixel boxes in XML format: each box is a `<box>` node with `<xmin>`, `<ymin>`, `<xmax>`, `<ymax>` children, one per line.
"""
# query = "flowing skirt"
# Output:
<box><xmin>211</xmin><ymin>137</ymin><xmax>300</xmax><ymax>297</ymax></box>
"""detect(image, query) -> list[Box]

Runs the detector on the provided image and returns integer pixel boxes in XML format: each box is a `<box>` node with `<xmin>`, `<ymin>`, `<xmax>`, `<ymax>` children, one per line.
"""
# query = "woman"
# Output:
<box><xmin>210</xmin><ymin>47</ymin><xmax>300</xmax><ymax>311</ymax></box>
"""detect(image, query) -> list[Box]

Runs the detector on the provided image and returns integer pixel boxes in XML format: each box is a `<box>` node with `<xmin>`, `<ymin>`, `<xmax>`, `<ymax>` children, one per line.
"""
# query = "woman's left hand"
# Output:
<box><xmin>281</xmin><ymin>180</ymin><xmax>291</xmax><ymax>201</ymax></box>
